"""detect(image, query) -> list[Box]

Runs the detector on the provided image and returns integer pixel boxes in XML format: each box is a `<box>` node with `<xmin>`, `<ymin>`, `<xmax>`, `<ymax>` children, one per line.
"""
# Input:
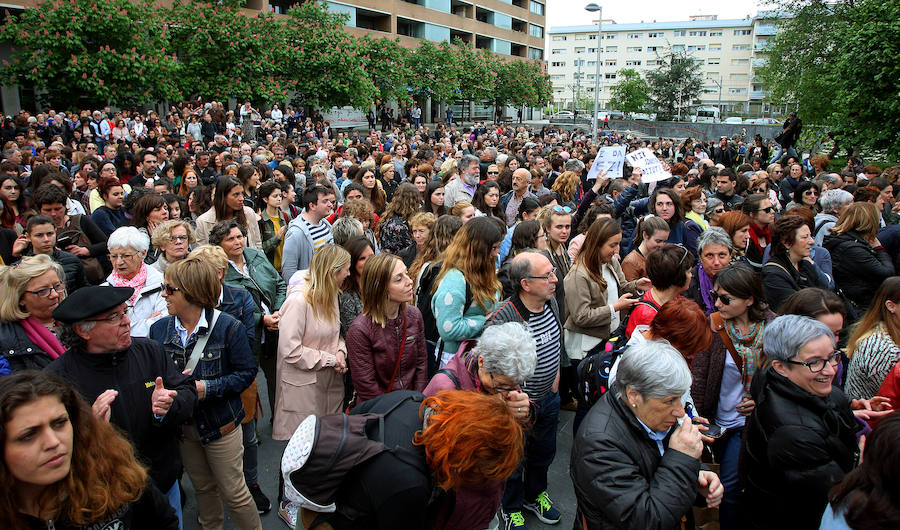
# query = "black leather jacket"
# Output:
<box><xmin>740</xmin><ymin>367</ymin><xmax>861</xmax><ymax>530</ymax></box>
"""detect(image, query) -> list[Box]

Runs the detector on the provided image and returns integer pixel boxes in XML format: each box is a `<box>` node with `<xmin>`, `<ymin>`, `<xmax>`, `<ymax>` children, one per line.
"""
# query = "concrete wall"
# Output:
<box><xmin>551</xmin><ymin>118</ymin><xmax>782</xmax><ymax>141</ymax></box>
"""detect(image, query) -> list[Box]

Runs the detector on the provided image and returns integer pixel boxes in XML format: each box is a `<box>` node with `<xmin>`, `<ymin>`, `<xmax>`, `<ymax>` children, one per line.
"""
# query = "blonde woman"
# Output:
<box><xmin>346</xmin><ymin>253</ymin><xmax>426</xmax><ymax>402</ymax></box>
<box><xmin>551</xmin><ymin>170</ymin><xmax>580</xmax><ymax>210</ymax></box>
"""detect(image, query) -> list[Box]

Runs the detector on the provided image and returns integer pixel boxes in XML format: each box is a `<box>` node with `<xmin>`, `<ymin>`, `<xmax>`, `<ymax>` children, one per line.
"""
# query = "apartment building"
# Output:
<box><xmin>547</xmin><ymin>14</ymin><xmax>778</xmax><ymax>117</ymax></box>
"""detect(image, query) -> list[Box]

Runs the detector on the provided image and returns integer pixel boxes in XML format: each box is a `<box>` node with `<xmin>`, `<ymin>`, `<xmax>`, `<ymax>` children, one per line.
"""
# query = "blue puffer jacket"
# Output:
<box><xmin>149</xmin><ymin>308</ymin><xmax>257</xmax><ymax>445</ymax></box>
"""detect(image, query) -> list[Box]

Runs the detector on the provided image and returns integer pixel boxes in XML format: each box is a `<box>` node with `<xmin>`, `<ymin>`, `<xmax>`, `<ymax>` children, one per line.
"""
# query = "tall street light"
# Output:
<box><xmin>585</xmin><ymin>2</ymin><xmax>602</xmax><ymax>139</ymax></box>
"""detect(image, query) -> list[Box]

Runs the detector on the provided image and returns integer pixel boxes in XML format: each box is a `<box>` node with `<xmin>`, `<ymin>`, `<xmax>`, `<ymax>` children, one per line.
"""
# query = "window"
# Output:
<box><xmin>709</xmin><ymin>43</ymin><xmax>722</xmax><ymax>51</ymax></box>
<box><xmin>730</xmin><ymin>73</ymin><xmax>749</xmax><ymax>80</ymax></box>
<box><xmin>529</xmin><ymin>1</ymin><xmax>544</xmax><ymax>15</ymax></box>
<box><xmin>587</xmin><ymin>61</ymin><xmax>597</xmax><ymax>67</ymax></box>
<box><xmin>529</xmin><ymin>24</ymin><xmax>543</xmax><ymax>38</ymax></box>
<box><xmin>672</xmin><ymin>44</ymin><xmax>685</xmax><ymax>52</ymax></box>
<box><xmin>648</xmin><ymin>31</ymin><xmax>664</xmax><ymax>38</ymax></box>
<box><xmin>588</xmin><ymin>47</ymin><xmax>598</xmax><ymax>53</ymax></box>
<box><xmin>605</xmin><ymin>60</ymin><xmax>616</xmax><ymax>66</ymax></box>
<box><xmin>731</xmin><ymin>58</ymin><xmax>750</xmax><ymax>65</ymax></box>
<box><xmin>708</xmin><ymin>58</ymin><xmax>720</xmax><ymax>65</ymax></box>
<box><xmin>627</xmin><ymin>46</ymin><xmax>642</xmax><ymax>52</ymax></box>
<box><xmin>688</xmin><ymin>30</ymin><xmax>707</xmax><ymax>37</ymax></box>
<box><xmin>605</xmin><ymin>73</ymin><xmax>617</xmax><ymax>79</ymax></box>
<box><xmin>551</xmin><ymin>35</ymin><xmax>566</xmax><ymax>41</ymax></box>
<box><xmin>550</xmin><ymin>75</ymin><xmax>564</xmax><ymax>80</ymax></box>
<box><xmin>575</xmin><ymin>47</ymin><xmax>586</xmax><ymax>54</ymax></box>
<box><xmin>673</xmin><ymin>30</ymin><xmax>686</xmax><ymax>37</ymax></box>
<box><xmin>734</xmin><ymin>29</ymin><xmax>752</xmax><ymax>36</ymax></box>
<box><xmin>646</xmin><ymin>59</ymin><xmax>660</xmax><ymax>66</ymax></box>
<box><xmin>606</xmin><ymin>46</ymin><xmax>617</xmax><ymax>52</ymax></box>
<box><xmin>647</xmin><ymin>46</ymin><xmax>659</xmax><ymax>52</ymax></box>
<box><xmin>728</xmin><ymin>87</ymin><xmax>748</xmax><ymax>94</ymax></box>
<box><xmin>551</xmin><ymin>48</ymin><xmax>565</xmax><ymax>55</ymax></box>
<box><xmin>529</xmin><ymin>48</ymin><xmax>543</xmax><ymax>60</ymax></box>
<box><xmin>628</xmin><ymin>33</ymin><xmax>642</xmax><ymax>39</ymax></box>
<box><xmin>625</xmin><ymin>60</ymin><xmax>642</xmax><ymax>66</ymax></box>
<box><xmin>709</xmin><ymin>31</ymin><xmax>722</xmax><ymax>36</ymax></box>
<box><xmin>589</xmin><ymin>34</ymin><xmax>597</xmax><ymax>40</ymax></box>
<box><xmin>587</xmin><ymin>74</ymin><xmax>596</xmax><ymax>80</ymax></box>
<box><xmin>732</xmin><ymin>44</ymin><xmax>751</xmax><ymax>51</ymax></box>
<box><xmin>551</xmin><ymin>61</ymin><xmax>566</xmax><ymax>67</ymax></box>
<box><xmin>605</xmin><ymin>34</ymin><xmax>616</xmax><ymax>39</ymax></box>
<box><xmin>687</xmin><ymin>45</ymin><xmax>705</xmax><ymax>52</ymax></box>
<box><xmin>575</xmin><ymin>34</ymin><xmax>586</xmax><ymax>40</ymax></box>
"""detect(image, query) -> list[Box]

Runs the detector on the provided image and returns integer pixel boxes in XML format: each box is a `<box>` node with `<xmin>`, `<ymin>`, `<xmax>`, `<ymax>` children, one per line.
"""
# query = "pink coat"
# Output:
<box><xmin>273</xmin><ymin>282</ymin><xmax>346</xmax><ymax>440</ymax></box>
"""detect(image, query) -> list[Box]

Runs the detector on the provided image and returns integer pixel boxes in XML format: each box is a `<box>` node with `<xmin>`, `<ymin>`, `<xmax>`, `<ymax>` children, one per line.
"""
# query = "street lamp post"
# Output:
<box><xmin>585</xmin><ymin>3</ymin><xmax>602</xmax><ymax>138</ymax></box>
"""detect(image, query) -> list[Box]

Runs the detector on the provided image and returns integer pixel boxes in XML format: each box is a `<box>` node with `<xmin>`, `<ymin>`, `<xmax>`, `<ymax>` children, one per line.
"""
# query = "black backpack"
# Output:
<box><xmin>609</xmin><ymin>298</ymin><xmax>660</xmax><ymax>343</ymax></box>
<box><xmin>576</xmin><ymin>340</ymin><xmax>631</xmax><ymax>406</ymax></box>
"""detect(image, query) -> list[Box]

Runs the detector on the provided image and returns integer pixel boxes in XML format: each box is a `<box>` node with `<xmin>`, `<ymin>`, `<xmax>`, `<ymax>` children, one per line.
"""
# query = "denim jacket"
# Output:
<box><xmin>149</xmin><ymin>308</ymin><xmax>257</xmax><ymax>445</ymax></box>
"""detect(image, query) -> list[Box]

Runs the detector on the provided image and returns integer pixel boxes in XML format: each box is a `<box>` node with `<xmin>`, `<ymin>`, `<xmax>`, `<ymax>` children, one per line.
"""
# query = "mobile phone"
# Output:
<box><xmin>693</xmin><ymin>420</ymin><xmax>725</xmax><ymax>439</ymax></box>
<box><xmin>56</xmin><ymin>235</ymin><xmax>74</xmax><ymax>248</ymax></box>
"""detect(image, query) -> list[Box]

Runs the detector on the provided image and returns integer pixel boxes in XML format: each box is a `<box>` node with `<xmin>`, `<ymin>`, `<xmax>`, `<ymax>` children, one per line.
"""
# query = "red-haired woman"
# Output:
<box><xmin>284</xmin><ymin>390</ymin><xmax>524</xmax><ymax>530</ymax></box>
<box><xmin>0</xmin><ymin>371</ymin><xmax>178</xmax><ymax>529</ymax></box>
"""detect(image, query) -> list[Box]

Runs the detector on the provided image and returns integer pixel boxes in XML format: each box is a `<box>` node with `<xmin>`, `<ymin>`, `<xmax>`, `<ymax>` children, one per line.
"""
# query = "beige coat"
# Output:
<box><xmin>563</xmin><ymin>258</ymin><xmax>639</xmax><ymax>342</ymax></box>
<box><xmin>194</xmin><ymin>206</ymin><xmax>262</xmax><ymax>250</ymax></box>
<box><xmin>273</xmin><ymin>278</ymin><xmax>346</xmax><ymax>440</ymax></box>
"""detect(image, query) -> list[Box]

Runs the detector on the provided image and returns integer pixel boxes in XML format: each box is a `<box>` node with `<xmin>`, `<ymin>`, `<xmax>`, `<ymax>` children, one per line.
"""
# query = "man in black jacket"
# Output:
<box><xmin>46</xmin><ymin>285</ymin><xmax>197</xmax><ymax>527</ymax></box>
<box><xmin>712</xmin><ymin>168</ymin><xmax>745</xmax><ymax>211</ymax></box>
<box><xmin>712</xmin><ymin>136</ymin><xmax>736</xmax><ymax>167</ymax></box>
<box><xmin>17</xmin><ymin>215</ymin><xmax>86</xmax><ymax>292</ymax></box>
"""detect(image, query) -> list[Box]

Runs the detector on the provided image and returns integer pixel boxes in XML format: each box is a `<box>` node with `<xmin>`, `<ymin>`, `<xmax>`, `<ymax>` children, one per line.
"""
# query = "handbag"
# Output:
<box><xmin>184</xmin><ymin>310</ymin><xmax>222</xmax><ymax>374</ymax></box>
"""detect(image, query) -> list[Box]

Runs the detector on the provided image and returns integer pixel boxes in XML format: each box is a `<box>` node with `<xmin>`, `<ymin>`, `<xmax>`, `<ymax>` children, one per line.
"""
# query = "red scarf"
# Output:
<box><xmin>748</xmin><ymin>222</ymin><xmax>770</xmax><ymax>253</ymax></box>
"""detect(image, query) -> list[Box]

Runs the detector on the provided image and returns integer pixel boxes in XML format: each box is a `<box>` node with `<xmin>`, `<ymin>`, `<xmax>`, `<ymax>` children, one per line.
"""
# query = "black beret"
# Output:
<box><xmin>52</xmin><ymin>286</ymin><xmax>134</xmax><ymax>324</ymax></box>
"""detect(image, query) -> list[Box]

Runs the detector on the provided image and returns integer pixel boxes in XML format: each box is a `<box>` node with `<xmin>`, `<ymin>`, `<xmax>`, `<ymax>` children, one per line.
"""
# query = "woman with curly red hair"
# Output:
<box><xmin>0</xmin><ymin>371</ymin><xmax>178</xmax><ymax>529</ymax></box>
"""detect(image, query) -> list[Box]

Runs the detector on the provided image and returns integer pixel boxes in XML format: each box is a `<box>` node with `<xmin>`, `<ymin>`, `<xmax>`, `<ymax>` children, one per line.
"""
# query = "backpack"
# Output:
<box><xmin>609</xmin><ymin>298</ymin><xmax>660</xmax><ymax>343</ymax></box>
<box><xmin>282</xmin><ymin>390</ymin><xmax>427</xmax><ymax>514</ymax></box>
<box><xmin>576</xmin><ymin>339</ymin><xmax>631</xmax><ymax>406</ymax></box>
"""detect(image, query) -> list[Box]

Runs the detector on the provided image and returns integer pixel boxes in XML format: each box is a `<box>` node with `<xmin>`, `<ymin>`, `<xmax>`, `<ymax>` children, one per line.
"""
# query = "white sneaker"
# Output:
<box><xmin>278</xmin><ymin>500</ymin><xmax>298</xmax><ymax>529</ymax></box>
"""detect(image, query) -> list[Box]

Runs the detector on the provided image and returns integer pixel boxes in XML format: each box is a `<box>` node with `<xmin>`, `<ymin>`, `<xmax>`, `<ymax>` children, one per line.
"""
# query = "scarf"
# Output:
<box><xmin>21</xmin><ymin>317</ymin><xmax>65</xmax><ymax>360</ymax></box>
<box><xmin>110</xmin><ymin>263</ymin><xmax>148</xmax><ymax>307</ymax></box>
<box><xmin>685</xmin><ymin>211</ymin><xmax>709</xmax><ymax>230</ymax></box>
<box><xmin>698</xmin><ymin>266</ymin><xmax>716</xmax><ymax>315</ymax></box>
<box><xmin>724</xmin><ymin>319</ymin><xmax>765</xmax><ymax>397</ymax></box>
<box><xmin>748</xmin><ymin>222</ymin><xmax>770</xmax><ymax>253</ymax></box>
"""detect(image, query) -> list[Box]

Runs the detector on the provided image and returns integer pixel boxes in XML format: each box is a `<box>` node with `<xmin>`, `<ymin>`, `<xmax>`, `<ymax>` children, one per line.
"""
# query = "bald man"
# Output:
<box><xmin>501</xmin><ymin>168</ymin><xmax>538</xmax><ymax>227</ymax></box>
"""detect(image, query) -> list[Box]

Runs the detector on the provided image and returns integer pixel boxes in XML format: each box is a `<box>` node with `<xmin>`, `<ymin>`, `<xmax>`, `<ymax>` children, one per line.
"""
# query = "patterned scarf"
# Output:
<box><xmin>109</xmin><ymin>262</ymin><xmax>148</xmax><ymax>307</ymax></box>
<box><xmin>725</xmin><ymin>319</ymin><xmax>765</xmax><ymax>397</ymax></box>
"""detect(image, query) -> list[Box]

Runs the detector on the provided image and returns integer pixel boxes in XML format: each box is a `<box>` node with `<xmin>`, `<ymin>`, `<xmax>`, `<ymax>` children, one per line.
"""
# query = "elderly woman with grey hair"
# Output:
<box><xmin>422</xmin><ymin>321</ymin><xmax>536</xmax><ymax>529</ymax></box>
<box><xmin>685</xmin><ymin>226</ymin><xmax>733</xmax><ymax>315</ymax></box>
<box><xmin>149</xmin><ymin>219</ymin><xmax>196</xmax><ymax>274</ymax></box>
<box><xmin>813</xmin><ymin>188</ymin><xmax>853</xmax><ymax>246</ymax></box>
<box><xmin>101</xmin><ymin>226</ymin><xmax>167</xmax><ymax>337</ymax></box>
<box><xmin>740</xmin><ymin>314</ymin><xmax>871</xmax><ymax>530</ymax></box>
<box><xmin>572</xmin><ymin>340</ymin><xmax>723</xmax><ymax>530</ymax></box>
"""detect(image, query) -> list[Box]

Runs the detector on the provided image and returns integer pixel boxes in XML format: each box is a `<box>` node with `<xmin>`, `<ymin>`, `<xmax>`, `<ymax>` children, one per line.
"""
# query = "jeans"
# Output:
<box><xmin>769</xmin><ymin>144</ymin><xmax>798</xmax><ymax>164</ymax></box>
<box><xmin>711</xmin><ymin>426</ymin><xmax>743</xmax><ymax>530</ymax></box>
<box><xmin>502</xmin><ymin>392</ymin><xmax>560</xmax><ymax>511</ymax></box>
<box><xmin>165</xmin><ymin>481</ymin><xmax>183</xmax><ymax>530</ymax></box>
<box><xmin>242</xmin><ymin>419</ymin><xmax>259</xmax><ymax>485</ymax></box>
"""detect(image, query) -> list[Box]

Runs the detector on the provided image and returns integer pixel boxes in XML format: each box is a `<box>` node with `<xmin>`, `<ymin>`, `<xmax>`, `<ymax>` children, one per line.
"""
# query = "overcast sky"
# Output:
<box><xmin>545</xmin><ymin>0</ymin><xmax>770</xmax><ymax>29</ymax></box>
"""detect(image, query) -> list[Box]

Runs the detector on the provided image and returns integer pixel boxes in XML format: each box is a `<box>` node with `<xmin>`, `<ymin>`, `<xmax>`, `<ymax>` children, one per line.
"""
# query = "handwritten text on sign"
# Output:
<box><xmin>625</xmin><ymin>148</ymin><xmax>672</xmax><ymax>183</ymax></box>
<box><xmin>586</xmin><ymin>146</ymin><xmax>625</xmax><ymax>180</ymax></box>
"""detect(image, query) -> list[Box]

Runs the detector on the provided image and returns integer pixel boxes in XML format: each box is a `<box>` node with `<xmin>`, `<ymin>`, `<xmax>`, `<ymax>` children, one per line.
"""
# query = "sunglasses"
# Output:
<box><xmin>803</xmin><ymin>190</ymin><xmax>819</xmax><ymax>196</ymax></box>
<box><xmin>163</xmin><ymin>284</ymin><xmax>182</xmax><ymax>296</ymax></box>
<box><xmin>758</xmin><ymin>206</ymin><xmax>775</xmax><ymax>213</ymax></box>
<box><xmin>487</xmin><ymin>171</ymin><xmax>499</xmax><ymax>175</ymax></box>
<box><xmin>552</xmin><ymin>205</ymin><xmax>573</xmax><ymax>213</ymax></box>
<box><xmin>752</xmin><ymin>187</ymin><xmax>767</xmax><ymax>193</ymax></box>
<box><xmin>709</xmin><ymin>290</ymin><xmax>735</xmax><ymax>305</ymax></box>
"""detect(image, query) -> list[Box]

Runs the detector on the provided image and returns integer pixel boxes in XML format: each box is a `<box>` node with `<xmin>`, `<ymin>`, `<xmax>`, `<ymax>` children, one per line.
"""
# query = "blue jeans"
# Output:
<box><xmin>242</xmin><ymin>419</ymin><xmax>258</xmax><ymax>485</ymax></box>
<box><xmin>769</xmin><ymin>145</ymin><xmax>798</xmax><ymax>164</ymax></box>
<box><xmin>711</xmin><ymin>426</ymin><xmax>743</xmax><ymax>530</ymax></box>
<box><xmin>165</xmin><ymin>480</ymin><xmax>183</xmax><ymax>530</ymax></box>
<box><xmin>502</xmin><ymin>392</ymin><xmax>560</xmax><ymax>511</ymax></box>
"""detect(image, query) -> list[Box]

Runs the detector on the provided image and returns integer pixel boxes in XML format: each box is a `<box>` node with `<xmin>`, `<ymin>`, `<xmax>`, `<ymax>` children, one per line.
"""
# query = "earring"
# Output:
<box><xmin>631</xmin><ymin>403</ymin><xmax>636</xmax><ymax>408</ymax></box>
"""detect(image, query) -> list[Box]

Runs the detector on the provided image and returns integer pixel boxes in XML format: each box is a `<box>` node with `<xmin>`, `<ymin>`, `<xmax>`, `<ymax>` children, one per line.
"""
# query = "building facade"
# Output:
<box><xmin>547</xmin><ymin>14</ymin><xmax>778</xmax><ymax>117</ymax></box>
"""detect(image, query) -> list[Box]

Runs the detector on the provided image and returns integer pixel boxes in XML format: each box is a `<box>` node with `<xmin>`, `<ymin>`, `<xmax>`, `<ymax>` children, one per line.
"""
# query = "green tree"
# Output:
<box><xmin>356</xmin><ymin>36</ymin><xmax>412</xmax><ymax>106</ymax></box>
<box><xmin>406</xmin><ymin>40</ymin><xmax>458</xmax><ymax>107</ymax></box>
<box><xmin>761</xmin><ymin>0</ymin><xmax>900</xmax><ymax>158</ymax></box>
<box><xmin>646</xmin><ymin>51</ymin><xmax>703</xmax><ymax>121</ymax></box>
<box><xmin>608</xmin><ymin>68</ymin><xmax>651</xmax><ymax>114</ymax></box>
<box><xmin>0</xmin><ymin>0</ymin><xmax>178</xmax><ymax>108</ymax></box>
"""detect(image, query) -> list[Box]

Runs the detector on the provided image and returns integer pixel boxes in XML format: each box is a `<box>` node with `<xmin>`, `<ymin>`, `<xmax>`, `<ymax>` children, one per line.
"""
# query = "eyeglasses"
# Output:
<box><xmin>758</xmin><ymin>206</ymin><xmax>775</xmax><ymax>213</ymax></box>
<box><xmin>171</xmin><ymin>235</ymin><xmax>189</xmax><ymax>242</ymax></box>
<box><xmin>783</xmin><ymin>351</ymin><xmax>842</xmax><ymax>373</ymax></box>
<box><xmin>487</xmin><ymin>171</ymin><xmax>499</xmax><ymax>175</ymax></box>
<box><xmin>489</xmin><ymin>373</ymin><xmax>518</xmax><ymax>395</ymax></box>
<box><xmin>709</xmin><ymin>290</ymin><xmax>735</xmax><ymax>305</ymax></box>
<box><xmin>551</xmin><ymin>205</ymin><xmax>573</xmax><ymax>214</ymax></box>
<box><xmin>712</xmin><ymin>208</ymin><xmax>725</xmax><ymax>214</ymax></box>
<box><xmin>24</xmin><ymin>282</ymin><xmax>66</xmax><ymax>298</ymax></box>
<box><xmin>109</xmin><ymin>252</ymin><xmax>137</xmax><ymax>262</ymax></box>
<box><xmin>773</xmin><ymin>170</ymin><xmax>784</xmax><ymax>173</ymax></box>
<box><xmin>527</xmin><ymin>271</ymin><xmax>557</xmax><ymax>282</ymax></box>
<box><xmin>674</xmin><ymin>244</ymin><xmax>690</xmax><ymax>266</ymax></box>
<box><xmin>163</xmin><ymin>284</ymin><xmax>182</xmax><ymax>296</ymax></box>
<box><xmin>803</xmin><ymin>190</ymin><xmax>819</xmax><ymax>196</ymax></box>
<box><xmin>86</xmin><ymin>308</ymin><xmax>129</xmax><ymax>325</ymax></box>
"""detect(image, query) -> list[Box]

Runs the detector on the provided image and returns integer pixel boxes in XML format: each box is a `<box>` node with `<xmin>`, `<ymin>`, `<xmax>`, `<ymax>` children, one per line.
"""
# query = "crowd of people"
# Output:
<box><xmin>1</xmin><ymin>101</ymin><xmax>900</xmax><ymax>530</ymax></box>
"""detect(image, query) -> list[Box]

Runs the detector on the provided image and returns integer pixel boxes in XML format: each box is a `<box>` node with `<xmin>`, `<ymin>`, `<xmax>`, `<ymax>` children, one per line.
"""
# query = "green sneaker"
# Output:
<box><xmin>523</xmin><ymin>491</ymin><xmax>561</xmax><ymax>524</ymax></box>
<box><xmin>501</xmin><ymin>509</ymin><xmax>527</xmax><ymax>530</ymax></box>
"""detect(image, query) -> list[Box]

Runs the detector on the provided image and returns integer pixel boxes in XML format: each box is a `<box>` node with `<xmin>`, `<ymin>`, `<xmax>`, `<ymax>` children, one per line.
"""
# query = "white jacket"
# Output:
<box><xmin>103</xmin><ymin>265</ymin><xmax>167</xmax><ymax>338</ymax></box>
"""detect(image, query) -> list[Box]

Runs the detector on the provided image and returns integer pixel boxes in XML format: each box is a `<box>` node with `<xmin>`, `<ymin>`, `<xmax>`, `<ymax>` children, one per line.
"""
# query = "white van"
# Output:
<box><xmin>694</xmin><ymin>107</ymin><xmax>720</xmax><ymax>123</ymax></box>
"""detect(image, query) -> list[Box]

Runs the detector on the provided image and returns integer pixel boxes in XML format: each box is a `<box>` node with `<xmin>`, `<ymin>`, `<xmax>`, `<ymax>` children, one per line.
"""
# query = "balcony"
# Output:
<box><xmin>754</xmin><ymin>41</ymin><xmax>773</xmax><ymax>52</ymax></box>
<box><xmin>755</xmin><ymin>24</ymin><xmax>777</xmax><ymax>36</ymax></box>
<box><xmin>749</xmin><ymin>90</ymin><xmax>768</xmax><ymax>100</ymax></box>
<box><xmin>752</xmin><ymin>58</ymin><xmax>769</xmax><ymax>68</ymax></box>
